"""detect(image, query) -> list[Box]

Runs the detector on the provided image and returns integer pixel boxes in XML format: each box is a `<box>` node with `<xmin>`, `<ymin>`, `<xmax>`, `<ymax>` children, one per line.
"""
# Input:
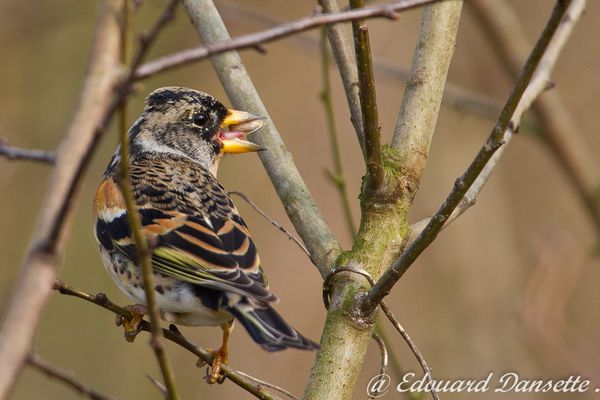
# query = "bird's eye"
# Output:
<box><xmin>192</xmin><ymin>112</ymin><xmax>209</xmax><ymax>127</ymax></box>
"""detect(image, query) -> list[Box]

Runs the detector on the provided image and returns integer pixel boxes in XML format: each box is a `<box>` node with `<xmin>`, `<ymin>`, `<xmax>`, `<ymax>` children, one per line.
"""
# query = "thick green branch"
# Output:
<box><xmin>361</xmin><ymin>0</ymin><xmax>575</xmax><ymax>314</ymax></box>
<box><xmin>304</xmin><ymin>2</ymin><xmax>464</xmax><ymax>398</ymax></box>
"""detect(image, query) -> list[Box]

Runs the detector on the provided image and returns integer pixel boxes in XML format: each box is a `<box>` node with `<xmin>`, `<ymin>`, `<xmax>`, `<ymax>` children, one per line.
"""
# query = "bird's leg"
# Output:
<box><xmin>208</xmin><ymin>320</ymin><xmax>234</xmax><ymax>384</ymax></box>
<box><xmin>115</xmin><ymin>304</ymin><xmax>148</xmax><ymax>342</ymax></box>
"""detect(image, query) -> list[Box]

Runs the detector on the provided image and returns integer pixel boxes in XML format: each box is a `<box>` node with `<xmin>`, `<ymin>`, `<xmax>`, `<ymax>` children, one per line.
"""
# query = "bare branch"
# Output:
<box><xmin>350</xmin><ymin>0</ymin><xmax>384</xmax><ymax>192</ymax></box>
<box><xmin>469</xmin><ymin>0</ymin><xmax>600</xmax><ymax>237</ymax></box>
<box><xmin>361</xmin><ymin>0</ymin><xmax>575</xmax><ymax>313</ymax></box>
<box><xmin>380</xmin><ymin>302</ymin><xmax>438</xmax><ymax>400</ymax></box>
<box><xmin>27</xmin><ymin>353</ymin><xmax>119</xmax><ymax>400</ymax></box>
<box><xmin>228</xmin><ymin>191</ymin><xmax>310</xmax><ymax>257</ymax></box>
<box><xmin>391</xmin><ymin>0</ymin><xmax>463</xmax><ymax>187</ymax></box>
<box><xmin>53</xmin><ymin>280</ymin><xmax>281</xmax><ymax>400</ymax></box>
<box><xmin>0</xmin><ymin>2</ymin><xmax>123</xmax><ymax>397</ymax></box>
<box><xmin>0</xmin><ymin>139</ymin><xmax>55</xmax><ymax>164</ymax></box>
<box><xmin>135</xmin><ymin>0</ymin><xmax>439</xmax><ymax>80</ymax></box>
<box><xmin>181</xmin><ymin>0</ymin><xmax>342</xmax><ymax>276</ymax></box>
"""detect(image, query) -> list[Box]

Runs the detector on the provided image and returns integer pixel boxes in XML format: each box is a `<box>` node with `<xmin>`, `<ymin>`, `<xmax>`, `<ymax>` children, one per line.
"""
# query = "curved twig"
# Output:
<box><xmin>228</xmin><ymin>191</ymin><xmax>310</xmax><ymax>257</ymax></box>
<box><xmin>27</xmin><ymin>353</ymin><xmax>119</xmax><ymax>400</ymax></box>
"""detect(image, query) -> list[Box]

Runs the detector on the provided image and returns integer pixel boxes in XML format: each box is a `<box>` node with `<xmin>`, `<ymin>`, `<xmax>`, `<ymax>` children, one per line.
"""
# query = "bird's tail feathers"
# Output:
<box><xmin>229</xmin><ymin>303</ymin><xmax>319</xmax><ymax>352</ymax></box>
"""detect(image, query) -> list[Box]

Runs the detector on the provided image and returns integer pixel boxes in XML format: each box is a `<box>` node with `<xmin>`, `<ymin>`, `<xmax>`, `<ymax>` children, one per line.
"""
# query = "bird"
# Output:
<box><xmin>92</xmin><ymin>86</ymin><xmax>319</xmax><ymax>383</ymax></box>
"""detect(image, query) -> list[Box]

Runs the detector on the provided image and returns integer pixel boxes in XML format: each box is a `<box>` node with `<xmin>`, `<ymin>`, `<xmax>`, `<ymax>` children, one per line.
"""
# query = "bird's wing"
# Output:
<box><xmin>93</xmin><ymin>156</ymin><xmax>276</xmax><ymax>303</ymax></box>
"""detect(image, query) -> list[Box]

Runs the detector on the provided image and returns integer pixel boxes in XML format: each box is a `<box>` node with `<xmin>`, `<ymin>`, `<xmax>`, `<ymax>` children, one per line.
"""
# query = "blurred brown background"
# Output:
<box><xmin>1</xmin><ymin>0</ymin><xmax>599</xmax><ymax>399</ymax></box>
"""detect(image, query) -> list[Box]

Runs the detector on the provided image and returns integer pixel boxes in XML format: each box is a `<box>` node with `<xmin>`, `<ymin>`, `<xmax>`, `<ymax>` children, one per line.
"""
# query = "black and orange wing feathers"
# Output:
<box><xmin>93</xmin><ymin>155</ymin><xmax>275</xmax><ymax>303</ymax></box>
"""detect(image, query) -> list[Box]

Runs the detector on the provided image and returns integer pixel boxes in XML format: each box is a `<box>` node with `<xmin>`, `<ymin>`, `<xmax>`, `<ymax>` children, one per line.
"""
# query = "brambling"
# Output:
<box><xmin>93</xmin><ymin>87</ymin><xmax>318</xmax><ymax>383</ymax></box>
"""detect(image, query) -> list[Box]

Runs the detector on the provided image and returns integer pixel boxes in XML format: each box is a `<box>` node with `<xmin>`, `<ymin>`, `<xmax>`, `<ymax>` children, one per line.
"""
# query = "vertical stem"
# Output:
<box><xmin>117</xmin><ymin>2</ymin><xmax>179</xmax><ymax>399</ymax></box>
<box><xmin>320</xmin><ymin>29</ymin><xmax>357</xmax><ymax>240</ymax></box>
<box><xmin>350</xmin><ymin>0</ymin><xmax>383</xmax><ymax>192</ymax></box>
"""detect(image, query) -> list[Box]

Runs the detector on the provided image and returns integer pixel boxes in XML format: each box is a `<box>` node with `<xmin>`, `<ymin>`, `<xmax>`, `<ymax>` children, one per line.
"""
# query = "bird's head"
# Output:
<box><xmin>130</xmin><ymin>87</ymin><xmax>265</xmax><ymax>175</ymax></box>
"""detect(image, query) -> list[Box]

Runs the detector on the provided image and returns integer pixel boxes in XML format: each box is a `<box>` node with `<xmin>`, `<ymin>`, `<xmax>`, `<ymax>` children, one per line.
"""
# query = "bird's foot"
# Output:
<box><xmin>206</xmin><ymin>346</ymin><xmax>228</xmax><ymax>384</ymax></box>
<box><xmin>115</xmin><ymin>304</ymin><xmax>148</xmax><ymax>342</ymax></box>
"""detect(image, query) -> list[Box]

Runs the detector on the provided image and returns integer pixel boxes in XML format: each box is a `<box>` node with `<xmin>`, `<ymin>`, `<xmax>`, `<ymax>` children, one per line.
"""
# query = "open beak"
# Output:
<box><xmin>219</xmin><ymin>109</ymin><xmax>266</xmax><ymax>153</ymax></box>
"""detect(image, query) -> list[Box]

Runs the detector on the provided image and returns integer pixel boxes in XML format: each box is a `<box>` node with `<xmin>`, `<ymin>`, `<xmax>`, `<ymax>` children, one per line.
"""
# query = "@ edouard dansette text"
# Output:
<box><xmin>366</xmin><ymin>371</ymin><xmax>596</xmax><ymax>398</ymax></box>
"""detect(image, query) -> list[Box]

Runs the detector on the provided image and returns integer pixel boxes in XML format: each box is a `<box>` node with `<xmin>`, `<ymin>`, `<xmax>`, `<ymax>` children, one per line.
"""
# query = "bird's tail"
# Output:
<box><xmin>228</xmin><ymin>303</ymin><xmax>319</xmax><ymax>352</ymax></box>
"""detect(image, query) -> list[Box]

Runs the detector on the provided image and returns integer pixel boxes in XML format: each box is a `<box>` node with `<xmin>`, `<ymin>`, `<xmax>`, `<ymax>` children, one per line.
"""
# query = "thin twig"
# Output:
<box><xmin>136</xmin><ymin>0</ymin><xmax>439</xmax><ymax>80</ymax></box>
<box><xmin>470</xmin><ymin>0</ymin><xmax>600</xmax><ymax>238</ymax></box>
<box><xmin>0</xmin><ymin>139</ymin><xmax>55</xmax><ymax>164</ymax></box>
<box><xmin>117</xmin><ymin>1</ymin><xmax>179</xmax><ymax>398</ymax></box>
<box><xmin>235</xmin><ymin>370</ymin><xmax>299</xmax><ymax>400</ymax></box>
<box><xmin>350</xmin><ymin>0</ymin><xmax>384</xmax><ymax>192</ymax></box>
<box><xmin>0</xmin><ymin>2</ymin><xmax>123</xmax><ymax>397</ymax></box>
<box><xmin>408</xmin><ymin>0</ymin><xmax>586</xmax><ymax>244</ymax></box>
<box><xmin>228</xmin><ymin>191</ymin><xmax>310</xmax><ymax>257</ymax></box>
<box><xmin>361</xmin><ymin>0</ymin><xmax>575</xmax><ymax>313</ymax></box>
<box><xmin>53</xmin><ymin>280</ymin><xmax>281</xmax><ymax>400</ymax></box>
<box><xmin>182</xmin><ymin>0</ymin><xmax>342</xmax><ymax>277</ymax></box>
<box><xmin>146</xmin><ymin>374</ymin><xmax>168</xmax><ymax>398</ymax></box>
<box><xmin>371</xmin><ymin>332</ymin><xmax>388</xmax><ymax>378</ymax></box>
<box><xmin>319</xmin><ymin>30</ymin><xmax>357</xmax><ymax>240</ymax></box>
<box><xmin>380</xmin><ymin>302</ymin><xmax>437</xmax><ymax>400</ymax></box>
<box><xmin>27</xmin><ymin>353</ymin><xmax>119</xmax><ymax>400</ymax></box>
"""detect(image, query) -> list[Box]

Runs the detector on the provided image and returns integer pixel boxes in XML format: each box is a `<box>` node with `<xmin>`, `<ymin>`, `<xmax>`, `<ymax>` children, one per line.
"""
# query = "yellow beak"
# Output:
<box><xmin>220</xmin><ymin>109</ymin><xmax>266</xmax><ymax>153</ymax></box>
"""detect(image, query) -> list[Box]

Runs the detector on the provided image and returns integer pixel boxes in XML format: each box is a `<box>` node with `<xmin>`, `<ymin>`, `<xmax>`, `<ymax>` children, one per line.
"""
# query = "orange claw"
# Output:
<box><xmin>115</xmin><ymin>304</ymin><xmax>148</xmax><ymax>342</ymax></box>
<box><xmin>208</xmin><ymin>320</ymin><xmax>234</xmax><ymax>384</ymax></box>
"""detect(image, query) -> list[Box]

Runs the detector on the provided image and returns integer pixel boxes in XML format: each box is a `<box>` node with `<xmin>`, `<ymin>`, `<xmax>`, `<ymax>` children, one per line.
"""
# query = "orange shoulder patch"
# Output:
<box><xmin>93</xmin><ymin>178</ymin><xmax>126</xmax><ymax>220</ymax></box>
